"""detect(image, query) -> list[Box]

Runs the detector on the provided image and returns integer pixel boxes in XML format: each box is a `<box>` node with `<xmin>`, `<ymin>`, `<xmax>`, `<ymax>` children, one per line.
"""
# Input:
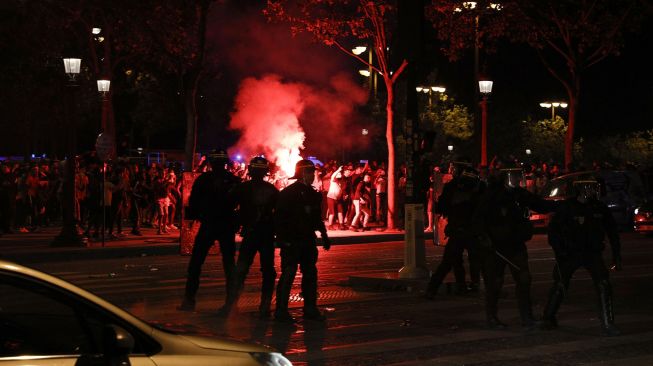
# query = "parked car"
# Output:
<box><xmin>530</xmin><ymin>170</ymin><xmax>647</xmax><ymax>230</ymax></box>
<box><xmin>0</xmin><ymin>259</ymin><xmax>292</xmax><ymax>366</ymax></box>
<box><xmin>633</xmin><ymin>201</ymin><xmax>653</xmax><ymax>233</ymax></box>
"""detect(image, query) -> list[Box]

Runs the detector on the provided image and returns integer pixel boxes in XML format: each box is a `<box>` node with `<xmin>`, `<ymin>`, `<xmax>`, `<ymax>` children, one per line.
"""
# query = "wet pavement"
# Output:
<box><xmin>2</xmin><ymin>226</ymin><xmax>653</xmax><ymax>365</ymax></box>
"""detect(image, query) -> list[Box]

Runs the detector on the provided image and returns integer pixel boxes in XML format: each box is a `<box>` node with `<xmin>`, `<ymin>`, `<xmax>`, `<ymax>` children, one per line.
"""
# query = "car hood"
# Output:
<box><xmin>176</xmin><ymin>333</ymin><xmax>271</xmax><ymax>353</ymax></box>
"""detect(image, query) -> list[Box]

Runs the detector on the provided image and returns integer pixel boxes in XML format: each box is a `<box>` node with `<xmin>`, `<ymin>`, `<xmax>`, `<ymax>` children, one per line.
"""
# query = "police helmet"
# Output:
<box><xmin>207</xmin><ymin>149</ymin><xmax>229</xmax><ymax>167</ymax></box>
<box><xmin>290</xmin><ymin>159</ymin><xmax>316</xmax><ymax>179</ymax></box>
<box><xmin>449</xmin><ymin>161</ymin><xmax>473</xmax><ymax>179</ymax></box>
<box><xmin>500</xmin><ymin>168</ymin><xmax>525</xmax><ymax>188</ymax></box>
<box><xmin>458</xmin><ymin>166</ymin><xmax>480</xmax><ymax>188</ymax></box>
<box><xmin>248</xmin><ymin>156</ymin><xmax>270</xmax><ymax>178</ymax></box>
<box><xmin>573</xmin><ymin>180</ymin><xmax>601</xmax><ymax>202</ymax></box>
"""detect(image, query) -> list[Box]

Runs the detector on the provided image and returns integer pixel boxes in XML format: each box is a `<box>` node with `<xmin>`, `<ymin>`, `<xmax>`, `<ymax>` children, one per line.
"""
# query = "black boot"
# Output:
<box><xmin>454</xmin><ymin>282</ymin><xmax>468</xmax><ymax>296</ymax></box>
<box><xmin>541</xmin><ymin>283</ymin><xmax>565</xmax><ymax>330</ymax></box>
<box><xmin>518</xmin><ymin>289</ymin><xmax>538</xmax><ymax>330</ymax></box>
<box><xmin>519</xmin><ymin>304</ymin><xmax>538</xmax><ymax>331</ymax></box>
<box><xmin>598</xmin><ymin>280</ymin><xmax>621</xmax><ymax>337</ymax></box>
<box><xmin>177</xmin><ymin>296</ymin><xmax>196</xmax><ymax>312</ymax></box>
<box><xmin>487</xmin><ymin>315</ymin><xmax>508</xmax><ymax>329</ymax></box>
<box><xmin>486</xmin><ymin>306</ymin><xmax>507</xmax><ymax>329</ymax></box>
<box><xmin>424</xmin><ymin>282</ymin><xmax>440</xmax><ymax>300</ymax></box>
<box><xmin>467</xmin><ymin>282</ymin><xmax>480</xmax><ymax>293</ymax></box>
<box><xmin>274</xmin><ymin>267</ymin><xmax>296</xmax><ymax>323</ymax></box>
<box><xmin>259</xmin><ymin>290</ymin><xmax>273</xmax><ymax>319</ymax></box>
<box><xmin>302</xmin><ymin>272</ymin><xmax>325</xmax><ymax>321</ymax></box>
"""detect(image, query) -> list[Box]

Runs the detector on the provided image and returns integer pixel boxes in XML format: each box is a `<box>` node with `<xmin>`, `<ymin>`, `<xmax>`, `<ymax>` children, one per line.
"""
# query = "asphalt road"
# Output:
<box><xmin>18</xmin><ymin>232</ymin><xmax>653</xmax><ymax>365</ymax></box>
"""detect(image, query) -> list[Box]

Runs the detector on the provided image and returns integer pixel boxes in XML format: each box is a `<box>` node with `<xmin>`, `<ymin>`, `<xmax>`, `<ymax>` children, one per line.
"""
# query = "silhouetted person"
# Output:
<box><xmin>178</xmin><ymin>150</ymin><xmax>240</xmax><ymax>313</ymax></box>
<box><xmin>274</xmin><ymin>160</ymin><xmax>331</xmax><ymax>323</ymax></box>
<box><xmin>474</xmin><ymin>166</ymin><xmax>558</xmax><ymax>330</ymax></box>
<box><xmin>222</xmin><ymin>157</ymin><xmax>279</xmax><ymax>318</ymax></box>
<box><xmin>425</xmin><ymin>162</ymin><xmax>484</xmax><ymax>299</ymax></box>
<box><xmin>542</xmin><ymin>179</ymin><xmax>622</xmax><ymax>336</ymax></box>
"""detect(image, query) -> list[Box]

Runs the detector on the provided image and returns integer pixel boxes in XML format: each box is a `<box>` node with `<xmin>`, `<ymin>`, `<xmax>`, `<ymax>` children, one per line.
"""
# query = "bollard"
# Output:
<box><xmin>399</xmin><ymin>203</ymin><xmax>429</xmax><ymax>279</ymax></box>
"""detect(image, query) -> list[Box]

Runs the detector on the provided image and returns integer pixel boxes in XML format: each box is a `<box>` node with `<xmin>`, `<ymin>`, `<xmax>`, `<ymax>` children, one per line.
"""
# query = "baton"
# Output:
<box><xmin>495</xmin><ymin>250</ymin><xmax>521</xmax><ymax>271</ymax></box>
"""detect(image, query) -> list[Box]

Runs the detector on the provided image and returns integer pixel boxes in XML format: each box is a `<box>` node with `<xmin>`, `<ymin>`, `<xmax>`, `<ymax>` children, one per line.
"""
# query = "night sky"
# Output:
<box><xmin>205</xmin><ymin>1</ymin><xmax>653</xmax><ymax>150</ymax></box>
<box><xmin>1</xmin><ymin>1</ymin><xmax>651</xmax><ymax>159</ymax></box>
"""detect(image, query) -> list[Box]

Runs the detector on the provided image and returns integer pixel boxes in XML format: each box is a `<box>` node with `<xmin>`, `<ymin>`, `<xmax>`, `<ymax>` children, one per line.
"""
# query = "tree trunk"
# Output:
<box><xmin>385</xmin><ymin>82</ymin><xmax>396</xmax><ymax>230</ymax></box>
<box><xmin>101</xmin><ymin>95</ymin><xmax>116</xmax><ymax>135</ymax></box>
<box><xmin>564</xmin><ymin>77</ymin><xmax>580</xmax><ymax>172</ymax></box>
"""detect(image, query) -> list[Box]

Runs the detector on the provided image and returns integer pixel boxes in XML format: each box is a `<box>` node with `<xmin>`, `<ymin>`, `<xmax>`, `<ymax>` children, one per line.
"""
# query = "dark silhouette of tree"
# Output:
<box><xmin>266</xmin><ymin>0</ymin><xmax>408</xmax><ymax>229</ymax></box>
<box><xmin>428</xmin><ymin>0</ymin><xmax>645</xmax><ymax>171</ymax></box>
<box><xmin>140</xmin><ymin>0</ymin><xmax>218</xmax><ymax>169</ymax></box>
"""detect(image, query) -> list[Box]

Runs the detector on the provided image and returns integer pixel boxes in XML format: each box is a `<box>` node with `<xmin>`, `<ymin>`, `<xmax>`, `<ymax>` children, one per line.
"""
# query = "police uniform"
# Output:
<box><xmin>425</xmin><ymin>167</ymin><xmax>484</xmax><ymax>298</ymax></box>
<box><xmin>474</xmin><ymin>169</ymin><xmax>557</xmax><ymax>329</ymax></box>
<box><xmin>226</xmin><ymin>158</ymin><xmax>279</xmax><ymax>317</ymax></box>
<box><xmin>274</xmin><ymin>160</ymin><xmax>331</xmax><ymax>322</ymax></box>
<box><xmin>542</xmin><ymin>181</ymin><xmax>622</xmax><ymax>336</ymax></box>
<box><xmin>179</xmin><ymin>151</ymin><xmax>240</xmax><ymax>312</ymax></box>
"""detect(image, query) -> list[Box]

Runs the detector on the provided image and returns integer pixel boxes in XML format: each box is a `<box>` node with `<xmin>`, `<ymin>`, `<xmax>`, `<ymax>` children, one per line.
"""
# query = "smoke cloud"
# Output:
<box><xmin>210</xmin><ymin>3</ymin><xmax>369</xmax><ymax>165</ymax></box>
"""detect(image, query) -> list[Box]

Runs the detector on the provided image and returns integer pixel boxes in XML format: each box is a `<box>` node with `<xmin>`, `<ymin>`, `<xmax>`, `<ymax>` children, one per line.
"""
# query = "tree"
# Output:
<box><xmin>129</xmin><ymin>0</ymin><xmax>218</xmax><ymax>169</ymax></box>
<box><xmin>265</xmin><ymin>0</ymin><xmax>408</xmax><ymax>229</ymax></box>
<box><xmin>521</xmin><ymin>116</ymin><xmax>567</xmax><ymax>163</ymax></box>
<box><xmin>509</xmin><ymin>0</ymin><xmax>644</xmax><ymax>171</ymax></box>
<box><xmin>429</xmin><ymin>0</ymin><xmax>644</xmax><ymax>171</ymax></box>
<box><xmin>40</xmin><ymin>0</ymin><xmax>166</xmax><ymax>146</ymax></box>
<box><xmin>421</xmin><ymin>95</ymin><xmax>473</xmax><ymax>139</ymax></box>
<box><xmin>419</xmin><ymin>94</ymin><xmax>474</xmax><ymax>158</ymax></box>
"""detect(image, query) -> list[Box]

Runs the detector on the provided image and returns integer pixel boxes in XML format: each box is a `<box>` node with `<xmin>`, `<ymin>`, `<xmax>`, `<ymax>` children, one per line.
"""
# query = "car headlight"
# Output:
<box><xmin>250</xmin><ymin>352</ymin><xmax>293</xmax><ymax>366</ymax></box>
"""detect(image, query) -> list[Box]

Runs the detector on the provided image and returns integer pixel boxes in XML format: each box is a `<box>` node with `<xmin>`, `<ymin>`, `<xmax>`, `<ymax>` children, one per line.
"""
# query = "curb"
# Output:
<box><xmin>2</xmin><ymin>231</ymin><xmax>415</xmax><ymax>265</ymax></box>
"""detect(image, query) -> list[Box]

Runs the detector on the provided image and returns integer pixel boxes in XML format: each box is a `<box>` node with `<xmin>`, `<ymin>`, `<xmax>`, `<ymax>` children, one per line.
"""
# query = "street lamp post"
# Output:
<box><xmin>415</xmin><ymin>85</ymin><xmax>445</xmax><ymax>106</ymax></box>
<box><xmin>478</xmin><ymin>78</ymin><xmax>493</xmax><ymax>167</ymax></box>
<box><xmin>540</xmin><ymin>102</ymin><xmax>568</xmax><ymax>120</ymax></box>
<box><xmin>353</xmin><ymin>45</ymin><xmax>377</xmax><ymax>98</ymax></box>
<box><xmin>52</xmin><ymin>58</ymin><xmax>86</xmax><ymax>247</ymax></box>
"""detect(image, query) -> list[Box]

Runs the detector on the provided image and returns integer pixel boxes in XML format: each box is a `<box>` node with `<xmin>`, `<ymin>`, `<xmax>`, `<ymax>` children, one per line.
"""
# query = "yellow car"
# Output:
<box><xmin>0</xmin><ymin>260</ymin><xmax>292</xmax><ymax>366</ymax></box>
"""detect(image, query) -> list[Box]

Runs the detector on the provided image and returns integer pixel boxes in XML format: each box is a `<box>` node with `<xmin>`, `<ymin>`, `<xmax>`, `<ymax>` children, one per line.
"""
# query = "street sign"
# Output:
<box><xmin>95</xmin><ymin>133</ymin><xmax>115</xmax><ymax>161</ymax></box>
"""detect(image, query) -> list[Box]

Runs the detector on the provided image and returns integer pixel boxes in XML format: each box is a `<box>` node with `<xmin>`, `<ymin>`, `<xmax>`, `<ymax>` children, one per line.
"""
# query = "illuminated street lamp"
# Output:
<box><xmin>53</xmin><ymin>57</ymin><xmax>86</xmax><ymax>247</ymax></box>
<box><xmin>478</xmin><ymin>78</ymin><xmax>493</xmax><ymax>167</ymax></box>
<box><xmin>63</xmin><ymin>58</ymin><xmax>81</xmax><ymax>82</ymax></box>
<box><xmin>540</xmin><ymin>101</ymin><xmax>568</xmax><ymax>119</ymax></box>
<box><xmin>526</xmin><ymin>149</ymin><xmax>532</xmax><ymax>155</ymax></box>
<box><xmin>92</xmin><ymin>27</ymin><xmax>102</xmax><ymax>34</ymax></box>
<box><xmin>353</xmin><ymin>45</ymin><xmax>376</xmax><ymax>97</ymax></box>
<box><xmin>416</xmin><ymin>85</ymin><xmax>446</xmax><ymax>105</ymax></box>
<box><xmin>448</xmin><ymin>145</ymin><xmax>454</xmax><ymax>151</ymax></box>
<box><xmin>97</xmin><ymin>79</ymin><xmax>110</xmax><ymax>96</ymax></box>
<box><xmin>352</xmin><ymin>46</ymin><xmax>367</xmax><ymax>55</ymax></box>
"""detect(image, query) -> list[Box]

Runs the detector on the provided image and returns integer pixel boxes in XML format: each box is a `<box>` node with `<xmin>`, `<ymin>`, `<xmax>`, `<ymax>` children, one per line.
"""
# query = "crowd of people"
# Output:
<box><xmin>0</xmin><ymin>152</ymin><xmax>643</xmax><ymax>239</ymax></box>
<box><xmin>0</xmin><ymin>157</ymin><xmax>183</xmax><ymax>238</ymax></box>
<box><xmin>0</xmin><ymin>151</ymin><xmax>640</xmax><ymax>334</ymax></box>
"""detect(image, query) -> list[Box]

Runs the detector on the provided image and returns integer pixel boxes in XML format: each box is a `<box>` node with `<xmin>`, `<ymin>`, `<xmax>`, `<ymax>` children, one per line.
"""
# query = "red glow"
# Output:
<box><xmin>230</xmin><ymin>75</ymin><xmax>306</xmax><ymax>176</ymax></box>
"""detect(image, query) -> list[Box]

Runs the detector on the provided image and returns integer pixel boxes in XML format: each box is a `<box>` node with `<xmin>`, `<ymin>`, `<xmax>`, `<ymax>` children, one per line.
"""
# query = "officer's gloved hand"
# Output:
<box><xmin>322</xmin><ymin>237</ymin><xmax>332</xmax><ymax>251</ymax></box>
<box><xmin>610</xmin><ymin>257</ymin><xmax>623</xmax><ymax>271</ymax></box>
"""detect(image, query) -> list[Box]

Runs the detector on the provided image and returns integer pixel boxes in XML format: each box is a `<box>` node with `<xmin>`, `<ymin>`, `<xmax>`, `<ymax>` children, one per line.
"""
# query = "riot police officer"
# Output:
<box><xmin>178</xmin><ymin>149</ymin><xmax>240</xmax><ymax>312</ymax></box>
<box><xmin>425</xmin><ymin>162</ymin><xmax>484</xmax><ymax>299</ymax></box>
<box><xmin>274</xmin><ymin>159</ymin><xmax>331</xmax><ymax>323</ymax></box>
<box><xmin>474</xmin><ymin>167</ymin><xmax>557</xmax><ymax>329</ymax></box>
<box><xmin>222</xmin><ymin>157</ymin><xmax>279</xmax><ymax>318</ymax></box>
<box><xmin>542</xmin><ymin>179</ymin><xmax>622</xmax><ymax>336</ymax></box>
